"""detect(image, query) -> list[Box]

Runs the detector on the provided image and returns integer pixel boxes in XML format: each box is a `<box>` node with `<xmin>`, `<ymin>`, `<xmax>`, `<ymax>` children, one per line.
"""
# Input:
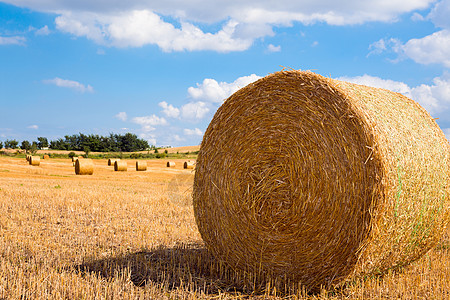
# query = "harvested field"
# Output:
<box><xmin>1</xmin><ymin>155</ymin><xmax>449</xmax><ymax>299</ymax></box>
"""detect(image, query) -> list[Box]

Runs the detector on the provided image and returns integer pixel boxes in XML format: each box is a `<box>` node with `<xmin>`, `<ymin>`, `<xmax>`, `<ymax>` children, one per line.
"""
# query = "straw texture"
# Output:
<box><xmin>136</xmin><ymin>160</ymin><xmax>147</xmax><ymax>171</ymax></box>
<box><xmin>193</xmin><ymin>70</ymin><xmax>450</xmax><ymax>291</ymax></box>
<box><xmin>114</xmin><ymin>160</ymin><xmax>127</xmax><ymax>172</ymax></box>
<box><xmin>184</xmin><ymin>161</ymin><xmax>195</xmax><ymax>169</ymax></box>
<box><xmin>167</xmin><ymin>161</ymin><xmax>176</xmax><ymax>168</ymax></box>
<box><xmin>29</xmin><ymin>156</ymin><xmax>40</xmax><ymax>166</ymax></box>
<box><xmin>75</xmin><ymin>158</ymin><xmax>94</xmax><ymax>175</ymax></box>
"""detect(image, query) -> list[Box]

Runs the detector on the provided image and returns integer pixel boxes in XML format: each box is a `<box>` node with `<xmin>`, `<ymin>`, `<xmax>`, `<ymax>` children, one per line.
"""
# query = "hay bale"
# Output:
<box><xmin>193</xmin><ymin>70</ymin><xmax>450</xmax><ymax>291</ymax></box>
<box><xmin>43</xmin><ymin>154</ymin><xmax>50</xmax><ymax>159</ymax></box>
<box><xmin>29</xmin><ymin>156</ymin><xmax>40</xmax><ymax>166</ymax></box>
<box><xmin>136</xmin><ymin>160</ymin><xmax>147</xmax><ymax>171</ymax></box>
<box><xmin>108</xmin><ymin>158</ymin><xmax>119</xmax><ymax>166</ymax></box>
<box><xmin>167</xmin><ymin>161</ymin><xmax>176</xmax><ymax>168</ymax></box>
<box><xmin>72</xmin><ymin>157</ymin><xmax>78</xmax><ymax>162</ymax></box>
<box><xmin>26</xmin><ymin>155</ymin><xmax>31</xmax><ymax>162</ymax></box>
<box><xmin>114</xmin><ymin>160</ymin><xmax>127</xmax><ymax>172</ymax></box>
<box><xmin>183</xmin><ymin>161</ymin><xmax>195</xmax><ymax>169</ymax></box>
<box><xmin>75</xmin><ymin>158</ymin><xmax>94</xmax><ymax>175</ymax></box>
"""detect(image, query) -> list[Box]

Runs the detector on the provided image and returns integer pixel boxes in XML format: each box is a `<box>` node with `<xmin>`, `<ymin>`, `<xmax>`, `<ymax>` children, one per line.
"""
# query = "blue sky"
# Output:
<box><xmin>1</xmin><ymin>0</ymin><xmax>449</xmax><ymax>147</ymax></box>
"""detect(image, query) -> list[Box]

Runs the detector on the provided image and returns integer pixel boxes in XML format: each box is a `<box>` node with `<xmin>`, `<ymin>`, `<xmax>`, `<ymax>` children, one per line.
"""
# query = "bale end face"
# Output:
<box><xmin>167</xmin><ymin>161</ymin><xmax>176</xmax><ymax>167</ymax></box>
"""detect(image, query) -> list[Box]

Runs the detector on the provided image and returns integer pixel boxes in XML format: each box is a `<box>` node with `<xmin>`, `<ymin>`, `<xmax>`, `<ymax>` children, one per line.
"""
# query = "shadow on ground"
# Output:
<box><xmin>68</xmin><ymin>243</ymin><xmax>270</xmax><ymax>295</ymax></box>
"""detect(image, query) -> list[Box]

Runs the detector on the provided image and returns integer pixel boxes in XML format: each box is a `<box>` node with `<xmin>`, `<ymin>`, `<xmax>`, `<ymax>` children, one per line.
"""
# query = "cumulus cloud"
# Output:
<box><xmin>0</xmin><ymin>36</ymin><xmax>26</xmax><ymax>46</ymax></box>
<box><xmin>188</xmin><ymin>74</ymin><xmax>261</xmax><ymax>103</ymax></box>
<box><xmin>368</xmin><ymin>0</ymin><xmax>450</xmax><ymax>67</ymax></box>
<box><xmin>115</xmin><ymin>111</ymin><xmax>128</xmax><ymax>121</ymax></box>
<box><xmin>181</xmin><ymin>101</ymin><xmax>210</xmax><ymax>120</ymax></box>
<box><xmin>132</xmin><ymin>114</ymin><xmax>167</xmax><ymax>126</ymax></box>
<box><xmin>159</xmin><ymin>101</ymin><xmax>180</xmax><ymax>118</ymax></box>
<box><xmin>35</xmin><ymin>25</ymin><xmax>51</xmax><ymax>36</ymax></box>
<box><xmin>43</xmin><ymin>77</ymin><xmax>94</xmax><ymax>93</ymax></box>
<box><xmin>267</xmin><ymin>44</ymin><xmax>281</xmax><ymax>52</ymax></box>
<box><xmin>184</xmin><ymin>128</ymin><xmax>203</xmax><ymax>136</ymax></box>
<box><xmin>27</xmin><ymin>125</ymin><xmax>39</xmax><ymax>130</ymax></box>
<box><xmin>1</xmin><ymin>0</ymin><xmax>437</xmax><ymax>51</ymax></box>
<box><xmin>337</xmin><ymin>74</ymin><xmax>450</xmax><ymax>115</ymax></box>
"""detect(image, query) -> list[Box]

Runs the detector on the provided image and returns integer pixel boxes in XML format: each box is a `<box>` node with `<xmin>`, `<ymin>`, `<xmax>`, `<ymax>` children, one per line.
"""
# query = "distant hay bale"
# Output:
<box><xmin>75</xmin><ymin>158</ymin><xmax>94</xmax><ymax>175</ymax></box>
<box><xmin>29</xmin><ymin>156</ymin><xmax>40</xmax><ymax>166</ymax></box>
<box><xmin>114</xmin><ymin>160</ymin><xmax>127</xmax><ymax>171</ymax></box>
<box><xmin>193</xmin><ymin>70</ymin><xmax>450</xmax><ymax>291</ymax></box>
<box><xmin>26</xmin><ymin>155</ymin><xmax>31</xmax><ymax>162</ymax></box>
<box><xmin>167</xmin><ymin>161</ymin><xmax>176</xmax><ymax>168</ymax></box>
<box><xmin>108</xmin><ymin>158</ymin><xmax>119</xmax><ymax>166</ymax></box>
<box><xmin>136</xmin><ymin>160</ymin><xmax>147</xmax><ymax>171</ymax></box>
<box><xmin>43</xmin><ymin>154</ymin><xmax>50</xmax><ymax>159</ymax></box>
<box><xmin>183</xmin><ymin>161</ymin><xmax>195</xmax><ymax>169</ymax></box>
<box><xmin>72</xmin><ymin>157</ymin><xmax>78</xmax><ymax>162</ymax></box>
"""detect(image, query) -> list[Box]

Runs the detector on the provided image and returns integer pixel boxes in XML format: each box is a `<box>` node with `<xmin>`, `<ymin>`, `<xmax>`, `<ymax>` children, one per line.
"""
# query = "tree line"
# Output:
<box><xmin>0</xmin><ymin>133</ymin><xmax>151</xmax><ymax>153</ymax></box>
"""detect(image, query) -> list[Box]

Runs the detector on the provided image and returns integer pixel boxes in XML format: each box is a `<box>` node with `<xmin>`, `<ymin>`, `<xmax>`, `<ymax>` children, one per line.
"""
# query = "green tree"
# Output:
<box><xmin>5</xmin><ymin>139</ymin><xmax>19</xmax><ymax>149</ymax></box>
<box><xmin>20</xmin><ymin>140</ymin><xmax>31</xmax><ymax>152</ymax></box>
<box><xmin>37</xmin><ymin>137</ymin><xmax>49</xmax><ymax>149</ymax></box>
<box><xmin>68</xmin><ymin>152</ymin><xmax>76</xmax><ymax>158</ymax></box>
<box><xmin>0</xmin><ymin>141</ymin><xmax>3</xmax><ymax>149</ymax></box>
<box><xmin>30</xmin><ymin>142</ymin><xmax>38</xmax><ymax>155</ymax></box>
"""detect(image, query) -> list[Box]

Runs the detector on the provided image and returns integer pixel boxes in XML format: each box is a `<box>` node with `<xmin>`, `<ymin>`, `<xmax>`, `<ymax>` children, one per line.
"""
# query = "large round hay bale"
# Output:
<box><xmin>136</xmin><ymin>160</ymin><xmax>147</xmax><ymax>171</ymax></box>
<box><xmin>108</xmin><ymin>158</ymin><xmax>119</xmax><ymax>166</ymax></box>
<box><xmin>183</xmin><ymin>161</ymin><xmax>195</xmax><ymax>169</ymax></box>
<box><xmin>114</xmin><ymin>160</ymin><xmax>127</xmax><ymax>171</ymax></box>
<box><xmin>167</xmin><ymin>161</ymin><xmax>176</xmax><ymax>168</ymax></box>
<box><xmin>29</xmin><ymin>156</ymin><xmax>40</xmax><ymax>166</ymax></box>
<box><xmin>75</xmin><ymin>158</ymin><xmax>94</xmax><ymax>175</ymax></box>
<box><xmin>193</xmin><ymin>70</ymin><xmax>450</xmax><ymax>291</ymax></box>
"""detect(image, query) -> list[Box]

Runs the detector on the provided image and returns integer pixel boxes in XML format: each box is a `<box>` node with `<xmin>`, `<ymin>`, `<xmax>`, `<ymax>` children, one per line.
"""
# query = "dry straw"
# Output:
<box><xmin>108</xmin><ymin>158</ymin><xmax>119</xmax><ymax>166</ymax></box>
<box><xmin>29</xmin><ymin>156</ymin><xmax>40</xmax><ymax>166</ymax></box>
<box><xmin>136</xmin><ymin>160</ymin><xmax>147</xmax><ymax>171</ymax></box>
<box><xmin>193</xmin><ymin>70</ymin><xmax>450</xmax><ymax>291</ymax></box>
<box><xmin>167</xmin><ymin>161</ymin><xmax>176</xmax><ymax>168</ymax></box>
<box><xmin>114</xmin><ymin>160</ymin><xmax>127</xmax><ymax>172</ymax></box>
<box><xmin>184</xmin><ymin>161</ymin><xmax>195</xmax><ymax>169</ymax></box>
<box><xmin>75</xmin><ymin>158</ymin><xmax>94</xmax><ymax>175</ymax></box>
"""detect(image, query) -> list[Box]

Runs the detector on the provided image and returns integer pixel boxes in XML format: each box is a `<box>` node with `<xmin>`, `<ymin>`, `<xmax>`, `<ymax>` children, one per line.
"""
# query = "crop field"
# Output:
<box><xmin>0</xmin><ymin>155</ymin><xmax>449</xmax><ymax>299</ymax></box>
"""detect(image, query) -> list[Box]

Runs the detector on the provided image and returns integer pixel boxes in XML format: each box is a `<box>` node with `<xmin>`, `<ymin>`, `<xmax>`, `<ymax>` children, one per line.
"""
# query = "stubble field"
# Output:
<box><xmin>0</xmin><ymin>156</ymin><xmax>449</xmax><ymax>299</ymax></box>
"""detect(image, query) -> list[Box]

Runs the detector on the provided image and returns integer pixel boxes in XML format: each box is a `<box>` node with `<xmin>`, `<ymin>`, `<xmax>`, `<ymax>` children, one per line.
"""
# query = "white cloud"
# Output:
<box><xmin>188</xmin><ymin>74</ymin><xmax>261</xmax><ymax>103</ymax></box>
<box><xmin>401</xmin><ymin>30</ymin><xmax>450</xmax><ymax>67</ymax></box>
<box><xmin>159</xmin><ymin>101</ymin><xmax>180</xmax><ymax>118</ymax></box>
<box><xmin>369</xmin><ymin>1</ymin><xmax>450</xmax><ymax>67</ymax></box>
<box><xmin>27</xmin><ymin>125</ymin><xmax>39</xmax><ymax>130</ymax></box>
<box><xmin>43</xmin><ymin>77</ymin><xmax>94</xmax><ymax>93</ymax></box>
<box><xmin>132</xmin><ymin>114</ymin><xmax>168</xmax><ymax>126</ymax></box>
<box><xmin>181</xmin><ymin>101</ymin><xmax>210</xmax><ymax>120</ymax></box>
<box><xmin>115</xmin><ymin>112</ymin><xmax>127</xmax><ymax>121</ymax></box>
<box><xmin>337</xmin><ymin>74</ymin><xmax>450</xmax><ymax>115</ymax></box>
<box><xmin>267</xmin><ymin>44</ymin><xmax>281</xmax><ymax>52</ymax></box>
<box><xmin>1</xmin><ymin>0</ymin><xmax>437</xmax><ymax>51</ymax></box>
<box><xmin>184</xmin><ymin>128</ymin><xmax>203</xmax><ymax>136</ymax></box>
<box><xmin>35</xmin><ymin>25</ymin><xmax>51</xmax><ymax>36</ymax></box>
<box><xmin>0</xmin><ymin>36</ymin><xmax>26</xmax><ymax>46</ymax></box>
